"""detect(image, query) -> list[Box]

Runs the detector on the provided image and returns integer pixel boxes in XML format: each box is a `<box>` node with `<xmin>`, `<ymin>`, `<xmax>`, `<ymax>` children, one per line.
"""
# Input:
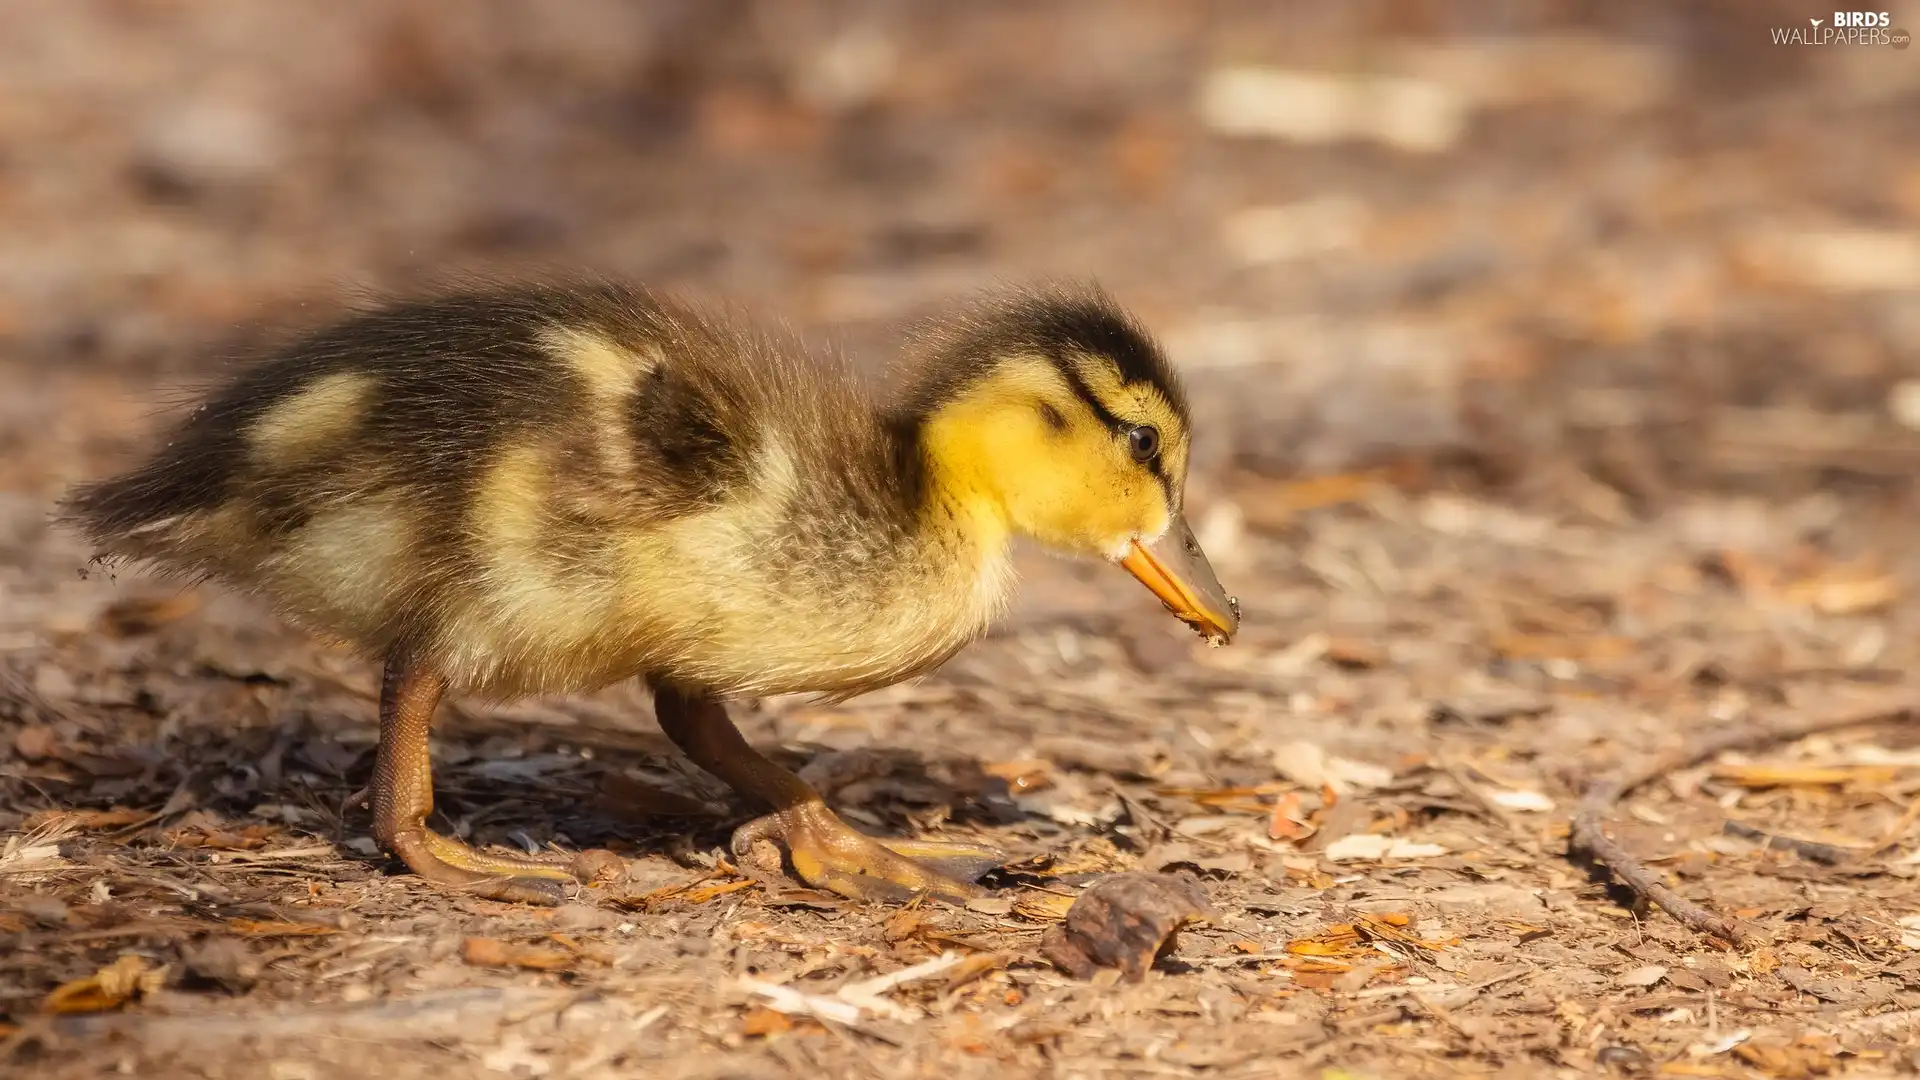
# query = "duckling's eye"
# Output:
<box><xmin>1127</xmin><ymin>425</ymin><xmax>1160</xmax><ymax>462</ymax></box>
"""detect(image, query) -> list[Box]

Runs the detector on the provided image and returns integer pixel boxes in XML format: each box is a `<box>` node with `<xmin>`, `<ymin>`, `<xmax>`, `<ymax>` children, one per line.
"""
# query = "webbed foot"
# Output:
<box><xmin>731</xmin><ymin>803</ymin><xmax>1003</xmax><ymax>903</ymax></box>
<box><xmin>372</xmin><ymin>656</ymin><xmax>622</xmax><ymax>905</ymax></box>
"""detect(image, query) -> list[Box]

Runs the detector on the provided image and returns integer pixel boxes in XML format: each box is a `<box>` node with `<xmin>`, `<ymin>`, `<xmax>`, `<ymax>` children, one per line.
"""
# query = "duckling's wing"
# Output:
<box><xmin>60</xmin><ymin>284</ymin><xmax>874</xmax><ymax>658</ymax></box>
<box><xmin>63</xmin><ymin>290</ymin><xmax>570</xmax><ymax>561</ymax></box>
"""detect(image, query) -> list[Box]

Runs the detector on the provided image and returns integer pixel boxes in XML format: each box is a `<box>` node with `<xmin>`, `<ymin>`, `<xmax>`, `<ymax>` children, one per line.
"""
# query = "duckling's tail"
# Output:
<box><xmin>57</xmin><ymin>450</ymin><xmax>233</xmax><ymax>567</ymax></box>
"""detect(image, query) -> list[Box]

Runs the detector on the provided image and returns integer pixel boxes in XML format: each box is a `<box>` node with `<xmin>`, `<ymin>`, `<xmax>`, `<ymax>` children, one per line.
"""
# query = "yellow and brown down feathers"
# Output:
<box><xmin>62</xmin><ymin>281</ymin><xmax>1199</xmax><ymax>701</ymax></box>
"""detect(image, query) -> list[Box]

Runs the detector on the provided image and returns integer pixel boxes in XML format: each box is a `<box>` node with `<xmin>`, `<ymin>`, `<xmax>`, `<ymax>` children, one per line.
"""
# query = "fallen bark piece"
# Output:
<box><xmin>1040</xmin><ymin>872</ymin><xmax>1217</xmax><ymax>982</ymax></box>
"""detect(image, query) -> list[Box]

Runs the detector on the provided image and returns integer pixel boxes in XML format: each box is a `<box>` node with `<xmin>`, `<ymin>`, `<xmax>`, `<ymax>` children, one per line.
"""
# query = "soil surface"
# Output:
<box><xmin>6</xmin><ymin>3</ymin><xmax>1920</xmax><ymax>1078</ymax></box>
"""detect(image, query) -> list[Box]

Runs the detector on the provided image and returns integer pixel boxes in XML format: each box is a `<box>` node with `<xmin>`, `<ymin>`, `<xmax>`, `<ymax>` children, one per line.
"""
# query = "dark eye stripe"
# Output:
<box><xmin>1056</xmin><ymin>362</ymin><xmax>1126</xmax><ymax>432</ymax></box>
<box><xmin>1055</xmin><ymin>358</ymin><xmax>1177</xmax><ymax>503</ymax></box>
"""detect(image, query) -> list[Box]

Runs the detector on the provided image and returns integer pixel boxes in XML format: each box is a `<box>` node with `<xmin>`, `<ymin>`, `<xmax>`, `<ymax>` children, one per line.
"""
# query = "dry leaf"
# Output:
<box><xmin>1617</xmin><ymin>964</ymin><xmax>1668</xmax><ymax>988</ymax></box>
<box><xmin>1012</xmin><ymin>892</ymin><xmax>1078</xmax><ymax>922</ymax></box>
<box><xmin>1322</xmin><ymin>834</ymin><xmax>1449</xmax><ymax>861</ymax></box>
<box><xmin>170</xmin><ymin>822</ymin><xmax>279</xmax><ymax>850</ymax></box>
<box><xmin>1493</xmin><ymin>633</ymin><xmax>1637</xmax><ymax>661</ymax></box>
<box><xmin>1352</xmin><ymin>912</ymin><xmax>1457</xmax><ymax>952</ymax></box>
<box><xmin>1287</xmin><ymin>923</ymin><xmax>1365</xmax><ymax>959</ymax></box>
<box><xmin>740</xmin><ymin>1006</ymin><xmax>795</xmax><ymax>1038</ymax></box>
<box><xmin>42</xmin><ymin>954</ymin><xmax>166</xmax><ymax>1014</ymax></box>
<box><xmin>1713</xmin><ymin>764</ymin><xmax>1898</xmax><ymax>789</ymax></box>
<box><xmin>1783</xmin><ymin>568</ymin><xmax>1901</xmax><ymax>615</ymax></box>
<box><xmin>1267</xmin><ymin>791</ymin><xmax>1318</xmax><ymax>841</ymax></box>
<box><xmin>23</xmin><ymin>808</ymin><xmax>151</xmax><ymax>832</ymax></box>
<box><xmin>1154</xmin><ymin>783</ymin><xmax>1285</xmax><ymax>814</ymax></box>
<box><xmin>462</xmin><ymin>937</ymin><xmax>573</xmax><ymax>971</ymax></box>
<box><xmin>225</xmin><ymin>919</ymin><xmax>339</xmax><ymax>937</ymax></box>
<box><xmin>1323</xmin><ymin>637</ymin><xmax>1386</xmax><ymax>669</ymax></box>
<box><xmin>1732</xmin><ymin>1038</ymin><xmax>1840</xmax><ymax>1078</ymax></box>
<box><xmin>95</xmin><ymin>592</ymin><xmax>201</xmax><ymax>637</ymax></box>
<box><xmin>1488</xmin><ymin>789</ymin><xmax>1555</xmax><ymax>812</ymax></box>
<box><xmin>1235</xmin><ymin>471</ymin><xmax>1388</xmax><ymax>529</ymax></box>
<box><xmin>682</xmin><ymin>878</ymin><xmax>757</xmax><ymax>904</ymax></box>
<box><xmin>983</xmin><ymin>758</ymin><xmax>1053</xmax><ymax>794</ymax></box>
<box><xmin>621</xmin><ymin>870</ymin><xmax>754</xmax><ymax>909</ymax></box>
<box><xmin>1271</xmin><ymin>742</ymin><xmax>1394</xmax><ymax>794</ymax></box>
<box><xmin>1288</xmin><ymin>939</ymin><xmax>1356</xmax><ymax>957</ymax></box>
<box><xmin>13</xmin><ymin>726</ymin><xmax>58</xmax><ymax>761</ymax></box>
<box><xmin>1288</xmin><ymin>959</ymin><xmax>1356</xmax><ymax>978</ymax></box>
<box><xmin>882</xmin><ymin>908</ymin><xmax>927</xmax><ymax>943</ymax></box>
<box><xmin>942</xmin><ymin>951</ymin><xmax>1009</xmax><ymax>991</ymax></box>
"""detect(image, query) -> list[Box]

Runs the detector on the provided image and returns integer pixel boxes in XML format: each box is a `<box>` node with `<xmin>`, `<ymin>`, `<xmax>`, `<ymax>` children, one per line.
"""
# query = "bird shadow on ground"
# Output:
<box><xmin>11</xmin><ymin>682</ymin><xmax>1025</xmax><ymax>897</ymax></box>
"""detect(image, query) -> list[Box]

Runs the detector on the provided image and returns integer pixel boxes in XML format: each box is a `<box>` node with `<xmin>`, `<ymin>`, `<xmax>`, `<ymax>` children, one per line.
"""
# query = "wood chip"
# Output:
<box><xmin>1713</xmin><ymin>764</ymin><xmax>1899</xmax><ymax>789</ymax></box>
<box><xmin>1616</xmin><ymin>964</ymin><xmax>1668</xmax><ymax>988</ymax></box>
<box><xmin>95</xmin><ymin>592</ymin><xmax>201</xmax><ymax>637</ymax></box>
<box><xmin>226</xmin><ymin>919</ymin><xmax>341</xmax><ymax>937</ymax></box>
<box><xmin>1322</xmin><ymin>834</ymin><xmax>1450</xmax><ymax>861</ymax></box>
<box><xmin>461</xmin><ymin>937</ymin><xmax>574</xmax><ymax>972</ymax></box>
<box><xmin>740</xmin><ymin>1006</ymin><xmax>796</xmax><ymax>1038</ymax></box>
<box><xmin>982</xmin><ymin>758</ymin><xmax>1054</xmax><ymax>794</ymax></box>
<box><xmin>22</xmin><ymin>807</ymin><xmax>152</xmax><ymax>832</ymax></box>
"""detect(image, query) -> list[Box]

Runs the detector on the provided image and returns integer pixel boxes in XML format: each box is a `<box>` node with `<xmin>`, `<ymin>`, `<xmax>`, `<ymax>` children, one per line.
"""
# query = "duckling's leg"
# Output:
<box><xmin>653</xmin><ymin>684</ymin><xmax>1005</xmax><ymax>903</ymax></box>
<box><xmin>372</xmin><ymin>657</ymin><xmax>616</xmax><ymax>905</ymax></box>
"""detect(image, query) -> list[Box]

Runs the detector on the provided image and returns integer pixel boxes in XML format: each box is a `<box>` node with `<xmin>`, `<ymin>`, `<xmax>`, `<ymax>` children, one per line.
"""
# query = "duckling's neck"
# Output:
<box><xmin>903</xmin><ymin>408</ymin><xmax>1014</xmax><ymax>558</ymax></box>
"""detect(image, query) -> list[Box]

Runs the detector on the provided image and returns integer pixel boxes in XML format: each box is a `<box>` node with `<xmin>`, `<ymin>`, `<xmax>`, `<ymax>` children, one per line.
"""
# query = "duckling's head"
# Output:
<box><xmin>903</xmin><ymin>286</ymin><xmax>1239</xmax><ymax>645</ymax></box>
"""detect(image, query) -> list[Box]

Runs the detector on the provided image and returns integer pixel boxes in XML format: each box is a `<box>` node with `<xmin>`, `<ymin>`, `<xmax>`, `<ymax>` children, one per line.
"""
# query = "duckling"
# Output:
<box><xmin>60</xmin><ymin>281</ymin><xmax>1239</xmax><ymax>906</ymax></box>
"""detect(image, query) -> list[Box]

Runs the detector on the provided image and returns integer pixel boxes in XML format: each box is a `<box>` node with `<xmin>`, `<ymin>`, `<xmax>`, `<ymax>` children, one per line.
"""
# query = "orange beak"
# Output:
<box><xmin>1116</xmin><ymin>515</ymin><xmax>1240</xmax><ymax>646</ymax></box>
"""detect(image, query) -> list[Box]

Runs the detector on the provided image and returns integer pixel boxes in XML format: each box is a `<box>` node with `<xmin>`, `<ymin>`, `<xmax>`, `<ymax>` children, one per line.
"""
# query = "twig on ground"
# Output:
<box><xmin>1719</xmin><ymin>821</ymin><xmax>1854</xmax><ymax>865</ymax></box>
<box><xmin>1569</xmin><ymin>695</ymin><xmax>1916</xmax><ymax>944</ymax></box>
<box><xmin>835</xmin><ymin>952</ymin><xmax>966</xmax><ymax>1003</ymax></box>
<box><xmin>1871</xmin><ymin>792</ymin><xmax>1920</xmax><ymax>855</ymax></box>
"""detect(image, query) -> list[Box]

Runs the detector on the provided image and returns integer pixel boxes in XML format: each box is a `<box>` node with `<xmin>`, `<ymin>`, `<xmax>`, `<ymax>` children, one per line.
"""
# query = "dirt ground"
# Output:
<box><xmin>7</xmin><ymin>2</ymin><xmax>1920</xmax><ymax>1077</ymax></box>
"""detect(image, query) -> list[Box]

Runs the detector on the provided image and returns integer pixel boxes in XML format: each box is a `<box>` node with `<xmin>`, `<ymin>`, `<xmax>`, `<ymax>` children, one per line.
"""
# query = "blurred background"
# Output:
<box><xmin>5</xmin><ymin>0</ymin><xmax>1918</xmax><ymax>502</ymax></box>
<box><xmin>9</xmin><ymin>5</ymin><xmax>1920</xmax><ymax>1074</ymax></box>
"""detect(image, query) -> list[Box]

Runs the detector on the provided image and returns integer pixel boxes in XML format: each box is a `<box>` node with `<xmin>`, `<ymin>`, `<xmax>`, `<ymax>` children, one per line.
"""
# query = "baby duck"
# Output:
<box><xmin>61</xmin><ymin>281</ymin><xmax>1238</xmax><ymax>905</ymax></box>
